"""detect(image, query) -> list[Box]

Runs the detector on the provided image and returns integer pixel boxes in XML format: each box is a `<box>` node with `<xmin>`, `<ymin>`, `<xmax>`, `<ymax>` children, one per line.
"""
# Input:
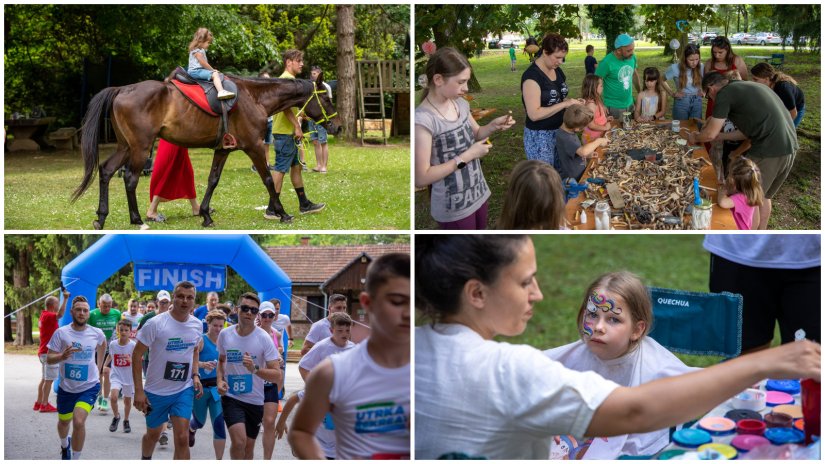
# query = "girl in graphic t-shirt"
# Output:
<box><xmin>545</xmin><ymin>271</ymin><xmax>695</xmax><ymax>459</ymax></box>
<box><xmin>414</xmin><ymin>47</ymin><xmax>515</xmax><ymax>230</ymax></box>
<box><xmin>716</xmin><ymin>156</ymin><xmax>764</xmax><ymax>230</ymax></box>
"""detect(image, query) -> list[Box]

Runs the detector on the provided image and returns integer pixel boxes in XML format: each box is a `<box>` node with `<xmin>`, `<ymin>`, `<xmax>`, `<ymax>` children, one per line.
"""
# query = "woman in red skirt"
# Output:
<box><xmin>146</xmin><ymin>139</ymin><xmax>200</xmax><ymax>221</ymax></box>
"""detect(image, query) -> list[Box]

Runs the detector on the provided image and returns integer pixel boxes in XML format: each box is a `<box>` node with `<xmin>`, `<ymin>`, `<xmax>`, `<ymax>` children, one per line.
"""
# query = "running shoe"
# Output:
<box><xmin>61</xmin><ymin>436</ymin><xmax>71</xmax><ymax>460</ymax></box>
<box><xmin>123</xmin><ymin>420</ymin><xmax>131</xmax><ymax>433</ymax></box>
<box><xmin>109</xmin><ymin>416</ymin><xmax>120</xmax><ymax>432</ymax></box>
<box><xmin>99</xmin><ymin>398</ymin><xmax>109</xmax><ymax>412</ymax></box>
<box><xmin>40</xmin><ymin>403</ymin><xmax>58</xmax><ymax>413</ymax></box>
<box><xmin>33</xmin><ymin>402</ymin><xmax>41</xmax><ymax>411</ymax></box>
<box><xmin>189</xmin><ymin>428</ymin><xmax>196</xmax><ymax>447</ymax></box>
<box><xmin>299</xmin><ymin>201</ymin><xmax>326</xmax><ymax>214</ymax></box>
<box><xmin>159</xmin><ymin>432</ymin><xmax>169</xmax><ymax>446</ymax></box>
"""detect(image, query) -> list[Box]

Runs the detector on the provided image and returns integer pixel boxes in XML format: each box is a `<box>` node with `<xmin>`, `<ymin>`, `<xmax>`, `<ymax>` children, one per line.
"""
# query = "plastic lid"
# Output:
<box><xmin>772</xmin><ymin>404</ymin><xmax>803</xmax><ymax>419</ymax></box>
<box><xmin>764</xmin><ymin>427</ymin><xmax>805</xmax><ymax>445</ymax></box>
<box><xmin>698</xmin><ymin>443</ymin><xmax>738</xmax><ymax>460</ymax></box>
<box><xmin>698</xmin><ymin>417</ymin><xmax>736</xmax><ymax>435</ymax></box>
<box><xmin>736</xmin><ymin>418</ymin><xmax>766</xmax><ymax>435</ymax></box>
<box><xmin>730</xmin><ymin>434</ymin><xmax>770</xmax><ymax>452</ymax></box>
<box><xmin>794</xmin><ymin>418</ymin><xmax>805</xmax><ymax>432</ymax></box>
<box><xmin>672</xmin><ymin>428</ymin><xmax>713</xmax><ymax>448</ymax></box>
<box><xmin>766</xmin><ymin>379</ymin><xmax>801</xmax><ymax>395</ymax></box>
<box><xmin>765</xmin><ymin>390</ymin><xmax>794</xmax><ymax>406</ymax></box>
<box><xmin>657</xmin><ymin>449</ymin><xmax>687</xmax><ymax>460</ymax></box>
<box><xmin>725</xmin><ymin>409</ymin><xmax>762</xmax><ymax>422</ymax></box>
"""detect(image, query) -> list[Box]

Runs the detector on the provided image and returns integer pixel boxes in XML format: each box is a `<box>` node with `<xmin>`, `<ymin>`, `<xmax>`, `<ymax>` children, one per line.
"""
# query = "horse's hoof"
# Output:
<box><xmin>139</xmin><ymin>224</ymin><xmax>150</xmax><ymax>231</ymax></box>
<box><xmin>93</xmin><ymin>220</ymin><xmax>102</xmax><ymax>230</ymax></box>
<box><xmin>202</xmin><ymin>219</ymin><xmax>214</xmax><ymax>227</ymax></box>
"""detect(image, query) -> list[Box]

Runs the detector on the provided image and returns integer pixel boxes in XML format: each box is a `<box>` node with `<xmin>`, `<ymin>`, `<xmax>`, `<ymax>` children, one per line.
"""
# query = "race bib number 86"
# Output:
<box><xmin>64</xmin><ymin>363</ymin><xmax>88</xmax><ymax>381</ymax></box>
<box><xmin>163</xmin><ymin>361</ymin><xmax>190</xmax><ymax>382</ymax></box>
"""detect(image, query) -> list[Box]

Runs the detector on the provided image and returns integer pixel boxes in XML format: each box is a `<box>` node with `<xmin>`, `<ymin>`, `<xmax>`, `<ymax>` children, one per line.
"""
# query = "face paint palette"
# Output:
<box><xmin>765</xmin><ymin>379</ymin><xmax>801</xmax><ymax>395</ymax></box>
<box><xmin>764</xmin><ymin>411</ymin><xmax>794</xmax><ymax>429</ymax></box>
<box><xmin>725</xmin><ymin>409</ymin><xmax>762</xmax><ymax>422</ymax></box>
<box><xmin>698</xmin><ymin>443</ymin><xmax>738</xmax><ymax>460</ymax></box>
<box><xmin>764</xmin><ymin>427</ymin><xmax>805</xmax><ymax>445</ymax></box>
<box><xmin>698</xmin><ymin>417</ymin><xmax>736</xmax><ymax>435</ymax></box>
<box><xmin>772</xmin><ymin>404</ymin><xmax>803</xmax><ymax>419</ymax></box>
<box><xmin>735</xmin><ymin>418</ymin><xmax>766</xmax><ymax>435</ymax></box>
<box><xmin>671</xmin><ymin>428</ymin><xmax>713</xmax><ymax>448</ymax></box>
<box><xmin>765</xmin><ymin>390</ymin><xmax>794</xmax><ymax>406</ymax></box>
<box><xmin>731</xmin><ymin>388</ymin><xmax>767</xmax><ymax>411</ymax></box>
<box><xmin>730</xmin><ymin>434</ymin><xmax>770</xmax><ymax>453</ymax></box>
<box><xmin>794</xmin><ymin>418</ymin><xmax>804</xmax><ymax>432</ymax></box>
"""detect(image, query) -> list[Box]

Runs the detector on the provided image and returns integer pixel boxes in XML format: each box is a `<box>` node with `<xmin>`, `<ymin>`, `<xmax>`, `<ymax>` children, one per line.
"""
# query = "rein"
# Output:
<box><xmin>296</xmin><ymin>82</ymin><xmax>337</xmax><ymax>124</ymax></box>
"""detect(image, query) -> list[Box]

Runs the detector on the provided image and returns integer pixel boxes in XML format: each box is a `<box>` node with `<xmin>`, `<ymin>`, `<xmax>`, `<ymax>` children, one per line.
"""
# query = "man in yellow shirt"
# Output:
<box><xmin>271</xmin><ymin>49</ymin><xmax>325</xmax><ymax>218</ymax></box>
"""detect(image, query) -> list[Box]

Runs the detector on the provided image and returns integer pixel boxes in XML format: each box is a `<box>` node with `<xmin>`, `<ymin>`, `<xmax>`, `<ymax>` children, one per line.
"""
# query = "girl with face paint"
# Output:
<box><xmin>545</xmin><ymin>271</ymin><xmax>698</xmax><ymax>458</ymax></box>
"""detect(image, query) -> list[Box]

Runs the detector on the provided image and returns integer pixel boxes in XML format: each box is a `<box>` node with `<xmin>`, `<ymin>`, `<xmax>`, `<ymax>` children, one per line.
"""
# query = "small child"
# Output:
<box><xmin>497</xmin><ymin>160</ymin><xmax>566</xmax><ymax>230</ymax></box>
<box><xmin>635</xmin><ymin>67</ymin><xmax>667</xmax><ymax>122</ymax></box>
<box><xmin>581</xmin><ymin>75</ymin><xmax>612</xmax><ymax>143</ymax></box>
<box><xmin>584</xmin><ymin>45</ymin><xmax>598</xmax><ymax>75</ymax></box>
<box><xmin>556</xmin><ymin>104</ymin><xmax>609</xmax><ymax>182</ymax></box>
<box><xmin>509</xmin><ymin>43</ymin><xmax>517</xmax><ymax>72</ymax></box>
<box><xmin>717</xmin><ymin>156</ymin><xmax>763</xmax><ymax>230</ymax></box>
<box><xmin>104</xmin><ymin>320</ymin><xmax>136</xmax><ymax>433</ymax></box>
<box><xmin>187</xmin><ymin>28</ymin><xmax>235</xmax><ymax>100</ymax></box>
<box><xmin>289</xmin><ymin>253</ymin><xmax>410</xmax><ymax>459</ymax></box>
<box><xmin>545</xmin><ymin>271</ymin><xmax>697</xmax><ymax>458</ymax></box>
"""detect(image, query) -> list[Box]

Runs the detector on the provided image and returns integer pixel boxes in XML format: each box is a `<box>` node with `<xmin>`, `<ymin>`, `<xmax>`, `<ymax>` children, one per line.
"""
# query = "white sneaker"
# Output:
<box><xmin>217</xmin><ymin>90</ymin><xmax>235</xmax><ymax>100</ymax></box>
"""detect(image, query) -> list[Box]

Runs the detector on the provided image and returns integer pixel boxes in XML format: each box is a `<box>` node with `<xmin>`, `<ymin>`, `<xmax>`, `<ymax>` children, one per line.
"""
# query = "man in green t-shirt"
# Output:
<box><xmin>688</xmin><ymin>73</ymin><xmax>798</xmax><ymax>230</ymax></box>
<box><xmin>88</xmin><ymin>293</ymin><xmax>121</xmax><ymax>412</ymax></box>
<box><xmin>595</xmin><ymin>33</ymin><xmax>641</xmax><ymax>119</ymax></box>
<box><xmin>270</xmin><ymin>48</ymin><xmax>325</xmax><ymax>221</ymax></box>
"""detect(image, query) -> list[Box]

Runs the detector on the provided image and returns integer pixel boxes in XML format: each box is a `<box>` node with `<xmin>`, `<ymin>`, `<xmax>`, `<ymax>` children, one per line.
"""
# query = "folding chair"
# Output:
<box><xmin>769</xmin><ymin>53</ymin><xmax>785</xmax><ymax>70</ymax></box>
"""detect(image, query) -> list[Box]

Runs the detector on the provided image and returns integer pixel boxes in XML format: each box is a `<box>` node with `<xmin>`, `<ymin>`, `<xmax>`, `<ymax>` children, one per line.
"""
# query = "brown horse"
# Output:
<box><xmin>73</xmin><ymin>74</ymin><xmax>340</xmax><ymax>229</ymax></box>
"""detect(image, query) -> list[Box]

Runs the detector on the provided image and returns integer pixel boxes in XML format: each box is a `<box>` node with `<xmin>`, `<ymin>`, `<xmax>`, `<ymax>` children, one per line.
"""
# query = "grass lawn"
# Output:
<box><xmin>417</xmin><ymin>235</ymin><xmax>784</xmax><ymax>368</ymax></box>
<box><xmin>415</xmin><ymin>45</ymin><xmax>820</xmax><ymax>230</ymax></box>
<box><xmin>5</xmin><ymin>136</ymin><xmax>410</xmax><ymax>230</ymax></box>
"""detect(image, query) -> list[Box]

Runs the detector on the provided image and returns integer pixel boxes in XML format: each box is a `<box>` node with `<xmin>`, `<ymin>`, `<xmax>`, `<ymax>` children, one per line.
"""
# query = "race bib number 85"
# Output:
<box><xmin>228</xmin><ymin>374</ymin><xmax>253</xmax><ymax>394</ymax></box>
<box><xmin>164</xmin><ymin>361</ymin><xmax>190</xmax><ymax>382</ymax></box>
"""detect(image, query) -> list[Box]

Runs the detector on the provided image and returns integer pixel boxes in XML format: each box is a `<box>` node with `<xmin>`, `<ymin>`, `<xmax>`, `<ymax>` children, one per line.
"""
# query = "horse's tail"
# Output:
<box><xmin>73</xmin><ymin>87</ymin><xmax>120</xmax><ymax>202</ymax></box>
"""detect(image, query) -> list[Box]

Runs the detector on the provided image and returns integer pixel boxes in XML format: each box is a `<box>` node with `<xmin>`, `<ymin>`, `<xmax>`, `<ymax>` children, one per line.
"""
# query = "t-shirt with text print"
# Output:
<box><xmin>47</xmin><ymin>325</ymin><xmax>106</xmax><ymax>393</ymax></box>
<box><xmin>108</xmin><ymin>339</ymin><xmax>136</xmax><ymax>387</ymax></box>
<box><xmin>218</xmin><ymin>325</ymin><xmax>280</xmax><ymax>406</ymax></box>
<box><xmin>136</xmin><ymin>311</ymin><xmax>202</xmax><ymax>395</ymax></box>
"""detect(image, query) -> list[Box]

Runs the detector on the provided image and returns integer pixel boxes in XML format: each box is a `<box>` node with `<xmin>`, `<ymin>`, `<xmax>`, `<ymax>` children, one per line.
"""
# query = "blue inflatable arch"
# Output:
<box><xmin>59</xmin><ymin>234</ymin><xmax>292</xmax><ymax>326</ymax></box>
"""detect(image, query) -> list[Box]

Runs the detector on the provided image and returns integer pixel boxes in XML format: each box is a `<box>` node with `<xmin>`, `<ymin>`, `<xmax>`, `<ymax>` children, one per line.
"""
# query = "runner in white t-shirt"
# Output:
<box><xmin>217</xmin><ymin>292</ymin><xmax>281</xmax><ymax>460</ymax></box>
<box><xmin>120</xmin><ymin>299</ymin><xmax>142</xmax><ymax>338</ymax></box>
<box><xmin>46</xmin><ymin>296</ymin><xmax>107</xmax><ymax>460</ymax></box>
<box><xmin>132</xmin><ymin>281</ymin><xmax>203</xmax><ymax>460</ymax></box>
<box><xmin>270</xmin><ymin>298</ymin><xmax>293</xmax><ymax>349</ymax></box>
<box><xmin>298</xmin><ymin>312</ymin><xmax>355</xmax><ymax>380</ymax></box>
<box><xmin>290</xmin><ymin>254</ymin><xmax>411</xmax><ymax>459</ymax></box>
<box><xmin>104</xmin><ymin>320</ymin><xmax>137</xmax><ymax>434</ymax></box>
<box><xmin>300</xmin><ymin>294</ymin><xmax>347</xmax><ymax>355</ymax></box>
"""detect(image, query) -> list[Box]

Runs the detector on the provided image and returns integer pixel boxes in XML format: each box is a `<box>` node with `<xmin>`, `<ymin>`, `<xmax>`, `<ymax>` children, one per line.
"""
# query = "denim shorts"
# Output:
<box><xmin>273</xmin><ymin>134</ymin><xmax>299</xmax><ymax>173</ymax></box>
<box><xmin>145</xmin><ymin>388</ymin><xmax>195</xmax><ymax>429</ymax></box>
<box><xmin>57</xmin><ymin>384</ymin><xmax>100</xmax><ymax>421</ymax></box>
<box><xmin>188</xmin><ymin>68</ymin><xmax>215</xmax><ymax>81</ymax></box>
<box><xmin>308</xmin><ymin>120</ymin><xmax>328</xmax><ymax>143</ymax></box>
<box><xmin>264</xmin><ymin>117</ymin><xmax>274</xmax><ymax>144</ymax></box>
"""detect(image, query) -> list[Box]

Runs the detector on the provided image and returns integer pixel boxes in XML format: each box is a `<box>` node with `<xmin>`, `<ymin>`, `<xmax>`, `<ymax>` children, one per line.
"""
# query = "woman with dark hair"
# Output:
<box><xmin>414</xmin><ymin>234</ymin><xmax>821</xmax><ymax>460</ymax></box>
<box><xmin>703</xmin><ymin>36</ymin><xmax>748</xmax><ymax>125</ymax></box>
<box><xmin>521</xmin><ymin>33</ymin><xmax>584</xmax><ymax>168</ymax></box>
<box><xmin>751</xmin><ymin>62</ymin><xmax>806</xmax><ymax>128</ymax></box>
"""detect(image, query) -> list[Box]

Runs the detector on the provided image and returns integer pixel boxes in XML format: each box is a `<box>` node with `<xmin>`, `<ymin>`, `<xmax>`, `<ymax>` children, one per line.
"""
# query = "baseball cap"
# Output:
<box><xmin>259</xmin><ymin>301</ymin><xmax>276</xmax><ymax>314</ymax></box>
<box><xmin>615</xmin><ymin>33</ymin><xmax>634</xmax><ymax>48</ymax></box>
<box><xmin>157</xmin><ymin>290</ymin><xmax>171</xmax><ymax>302</ymax></box>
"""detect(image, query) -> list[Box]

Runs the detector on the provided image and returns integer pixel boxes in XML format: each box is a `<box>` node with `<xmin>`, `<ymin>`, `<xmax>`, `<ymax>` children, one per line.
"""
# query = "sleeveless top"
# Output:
<box><xmin>706</xmin><ymin>60</ymin><xmax>738</xmax><ymax>117</ymax></box>
<box><xmin>582</xmin><ymin>101</ymin><xmax>608</xmax><ymax>142</ymax></box>
<box><xmin>521</xmin><ymin>62</ymin><xmax>568</xmax><ymax>131</ymax></box>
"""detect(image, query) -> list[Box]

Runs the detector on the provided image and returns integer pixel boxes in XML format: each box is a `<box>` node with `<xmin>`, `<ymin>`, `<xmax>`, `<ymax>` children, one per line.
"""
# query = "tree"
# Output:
<box><xmin>587</xmin><ymin>5</ymin><xmax>636</xmax><ymax>53</ymax></box>
<box><xmin>336</xmin><ymin>5</ymin><xmax>357</xmax><ymax>141</ymax></box>
<box><xmin>773</xmin><ymin>5</ymin><xmax>820</xmax><ymax>52</ymax></box>
<box><xmin>638</xmin><ymin>5</ymin><xmax>717</xmax><ymax>57</ymax></box>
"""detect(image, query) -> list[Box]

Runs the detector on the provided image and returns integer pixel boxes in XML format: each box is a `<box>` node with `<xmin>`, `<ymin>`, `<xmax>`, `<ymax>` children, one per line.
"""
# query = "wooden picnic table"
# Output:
<box><xmin>745</xmin><ymin>55</ymin><xmax>772</xmax><ymax>62</ymax></box>
<box><xmin>565</xmin><ymin>119</ymin><xmax>735</xmax><ymax>230</ymax></box>
<box><xmin>5</xmin><ymin>117</ymin><xmax>56</xmax><ymax>152</ymax></box>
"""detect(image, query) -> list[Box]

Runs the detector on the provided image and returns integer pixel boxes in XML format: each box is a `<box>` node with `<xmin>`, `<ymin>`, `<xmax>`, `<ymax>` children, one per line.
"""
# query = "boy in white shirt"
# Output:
<box><xmin>298</xmin><ymin>312</ymin><xmax>355</xmax><ymax>380</ymax></box>
<box><xmin>105</xmin><ymin>320</ymin><xmax>137</xmax><ymax>433</ymax></box>
<box><xmin>290</xmin><ymin>253</ymin><xmax>410</xmax><ymax>459</ymax></box>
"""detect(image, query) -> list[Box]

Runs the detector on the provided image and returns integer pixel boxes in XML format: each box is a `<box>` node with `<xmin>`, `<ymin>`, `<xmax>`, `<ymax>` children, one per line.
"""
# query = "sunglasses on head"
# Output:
<box><xmin>239</xmin><ymin>305</ymin><xmax>259</xmax><ymax>315</ymax></box>
<box><xmin>259</xmin><ymin>312</ymin><xmax>275</xmax><ymax>319</ymax></box>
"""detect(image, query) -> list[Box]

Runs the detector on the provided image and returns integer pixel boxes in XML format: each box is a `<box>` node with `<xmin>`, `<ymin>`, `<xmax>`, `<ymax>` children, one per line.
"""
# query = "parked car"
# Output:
<box><xmin>730</xmin><ymin>32</ymin><xmax>748</xmax><ymax>45</ymax></box>
<box><xmin>488</xmin><ymin>38</ymin><xmax>500</xmax><ymax>49</ymax></box>
<box><xmin>785</xmin><ymin>34</ymin><xmax>808</xmax><ymax>46</ymax></box>
<box><xmin>499</xmin><ymin>39</ymin><xmax>518</xmax><ymax>49</ymax></box>
<box><xmin>743</xmin><ymin>32</ymin><xmax>782</xmax><ymax>46</ymax></box>
<box><xmin>687</xmin><ymin>33</ymin><xmax>700</xmax><ymax>45</ymax></box>
<box><xmin>701</xmin><ymin>32</ymin><xmax>718</xmax><ymax>45</ymax></box>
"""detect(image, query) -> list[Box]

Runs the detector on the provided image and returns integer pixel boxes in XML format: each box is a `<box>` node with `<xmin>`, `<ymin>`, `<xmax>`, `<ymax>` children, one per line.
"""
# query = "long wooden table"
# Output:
<box><xmin>565</xmin><ymin>120</ymin><xmax>735</xmax><ymax>230</ymax></box>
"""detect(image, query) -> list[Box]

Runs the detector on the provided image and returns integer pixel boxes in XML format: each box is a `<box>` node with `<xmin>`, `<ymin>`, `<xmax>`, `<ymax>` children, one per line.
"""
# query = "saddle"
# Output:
<box><xmin>168</xmin><ymin>66</ymin><xmax>238</xmax><ymax>149</ymax></box>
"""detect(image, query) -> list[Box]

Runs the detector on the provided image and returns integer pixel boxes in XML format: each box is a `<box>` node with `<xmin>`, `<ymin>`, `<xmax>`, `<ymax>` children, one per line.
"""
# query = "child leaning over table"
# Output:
<box><xmin>716</xmin><ymin>156</ymin><xmax>763</xmax><ymax>230</ymax></box>
<box><xmin>545</xmin><ymin>271</ymin><xmax>699</xmax><ymax>459</ymax></box>
<box><xmin>556</xmin><ymin>104</ymin><xmax>609</xmax><ymax>182</ymax></box>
